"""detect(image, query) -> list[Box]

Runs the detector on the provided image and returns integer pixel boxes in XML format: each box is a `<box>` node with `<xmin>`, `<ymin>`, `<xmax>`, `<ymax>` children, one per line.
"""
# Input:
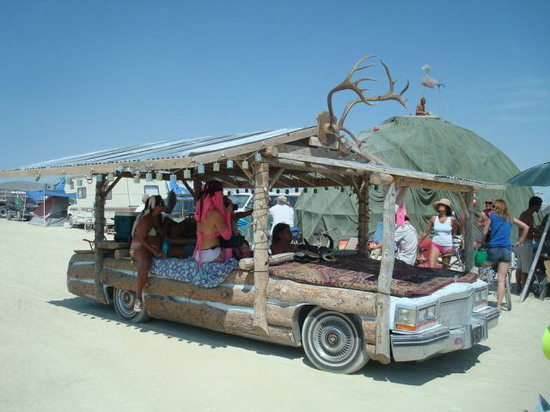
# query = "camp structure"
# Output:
<box><xmin>296</xmin><ymin>115</ymin><xmax>534</xmax><ymax>242</ymax></box>
<box><xmin>0</xmin><ymin>56</ymin><xmax>505</xmax><ymax>373</ymax></box>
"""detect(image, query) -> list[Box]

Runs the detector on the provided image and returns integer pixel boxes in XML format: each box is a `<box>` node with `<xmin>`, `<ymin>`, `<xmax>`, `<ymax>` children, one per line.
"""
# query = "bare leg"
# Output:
<box><xmin>496</xmin><ymin>262</ymin><xmax>510</xmax><ymax>311</ymax></box>
<box><xmin>429</xmin><ymin>247</ymin><xmax>441</xmax><ymax>268</ymax></box>
<box><xmin>134</xmin><ymin>248</ymin><xmax>152</xmax><ymax>305</ymax></box>
<box><xmin>441</xmin><ymin>255</ymin><xmax>451</xmax><ymax>269</ymax></box>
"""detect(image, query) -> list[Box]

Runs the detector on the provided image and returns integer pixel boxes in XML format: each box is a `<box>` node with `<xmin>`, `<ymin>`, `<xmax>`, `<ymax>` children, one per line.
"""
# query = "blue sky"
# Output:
<box><xmin>1</xmin><ymin>1</ymin><xmax>549</xmax><ymax>199</ymax></box>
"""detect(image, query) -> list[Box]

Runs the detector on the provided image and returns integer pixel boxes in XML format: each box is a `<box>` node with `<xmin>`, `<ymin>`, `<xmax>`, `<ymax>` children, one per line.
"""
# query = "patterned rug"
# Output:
<box><xmin>150</xmin><ymin>258</ymin><xmax>239</xmax><ymax>288</ymax></box>
<box><xmin>269</xmin><ymin>256</ymin><xmax>478</xmax><ymax>297</ymax></box>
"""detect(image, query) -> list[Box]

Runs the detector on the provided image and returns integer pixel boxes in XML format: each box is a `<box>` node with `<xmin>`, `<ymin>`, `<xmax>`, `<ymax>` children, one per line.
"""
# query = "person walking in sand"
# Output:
<box><xmin>480</xmin><ymin>199</ymin><xmax>529</xmax><ymax>310</ymax></box>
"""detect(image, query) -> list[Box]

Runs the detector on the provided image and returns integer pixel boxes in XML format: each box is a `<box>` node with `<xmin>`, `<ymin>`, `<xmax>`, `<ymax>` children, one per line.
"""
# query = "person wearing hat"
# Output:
<box><xmin>418</xmin><ymin>198</ymin><xmax>459</xmax><ymax>268</ymax></box>
<box><xmin>269</xmin><ymin>195</ymin><xmax>294</xmax><ymax>234</ymax></box>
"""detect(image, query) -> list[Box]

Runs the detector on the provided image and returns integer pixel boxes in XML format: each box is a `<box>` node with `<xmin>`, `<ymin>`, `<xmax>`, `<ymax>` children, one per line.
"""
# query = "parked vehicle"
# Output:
<box><xmin>4</xmin><ymin>193</ymin><xmax>38</xmax><ymax>221</ymax></box>
<box><xmin>65</xmin><ymin>177</ymin><xmax>170</xmax><ymax>228</ymax></box>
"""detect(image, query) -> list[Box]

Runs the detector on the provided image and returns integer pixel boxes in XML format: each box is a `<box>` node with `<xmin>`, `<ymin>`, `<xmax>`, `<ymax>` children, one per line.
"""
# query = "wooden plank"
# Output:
<box><xmin>361</xmin><ymin>320</ymin><xmax>377</xmax><ymax>344</ymax></box>
<box><xmin>357</xmin><ymin>177</ymin><xmax>369</xmax><ymax>256</ymax></box>
<box><xmin>394</xmin><ymin>177</ymin><xmax>473</xmax><ymax>193</ymax></box>
<box><xmin>239</xmin><ymin>252</ymin><xmax>295</xmax><ymax>270</ymax></box>
<box><xmin>68</xmin><ymin>279</ymin><xmax>96</xmax><ymax>299</ymax></box>
<box><xmin>93</xmin><ymin>177</ymin><xmax>108</xmax><ymax>304</ymax></box>
<box><xmin>269</xmin><ymin>168</ymin><xmax>285</xmax><ymax>189</ymax></box>
<box><xmin>375</xmin><ymin>183</ymin><xmax>396</xmax><ymax>363</ymax></box>
<box><xmin>252</xmin><ymin>162</ymin><xmax>270</xmax><ymax>335</ymax></box>
<box><xmin>145</xmin><ymin>298</ymin><xmax>298</xmax><ymax>346</ymax></box>
<box><xmin>464</xmin><ymin>191</ymin><xmax>475</xmax><ymax>272</ymax></box>
<box><xmin>102</xmin><ymin>268</ymin><xmax>256</xmax><ymax>307</ymax></box>
<box><xmin>277</xmin><ymin>153</ymin><xmax>506</xmax><ymax>190</ymax></box>
<box><xmin>266</xmin><ymin>278</ymin><xmax>377</xmax><ymax>317</ymax></box>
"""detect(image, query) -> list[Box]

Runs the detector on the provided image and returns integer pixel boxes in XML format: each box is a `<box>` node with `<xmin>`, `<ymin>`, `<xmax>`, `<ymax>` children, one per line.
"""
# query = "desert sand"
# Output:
<box><xmin>0</xmin><ymin>218</ymin><xmax>548</xmax><ymax>412</ymax></box>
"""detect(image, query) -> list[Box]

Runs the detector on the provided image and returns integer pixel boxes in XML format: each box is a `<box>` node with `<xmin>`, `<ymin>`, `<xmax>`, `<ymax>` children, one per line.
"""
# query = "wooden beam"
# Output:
<box><xmin>375</xmin><ymin>183</ymin><xmax>396</xmax><ymax>364</ymax></box>
<box><xmin>264</xmin><ymin>158</ymin><xmax>359</xmax><ymax>177</ymax></box>
<box><xmin>269</xmin><ymin>168</ymin><xmax>285</xmax><ymax>189</ymax></box>
<box><xmin>394</xmin><ymin>177</ymin><xmax>472</xmax><ymax>193</ymax></box>
<box><xmin>252</xmin><ymin>162</ymin><xmax>270</xmax><ymax>335</ymax></box>
<box><xmin>104</xmin><ymin>174</ymin><xmax>124</xmax><ymax>196</ymax></box>
<box><xmin>237</xmin><ymin>161</ymin><xmax>253</xmax><ymax>182</ymax></box>
<box><xmin>357</xmin><ymin>176</ymin><xmax>370</xmax><ymax>256</ymax></box>
<box><xmin>464</xmin><ymin>191</ymin><xmax>475</xmax><ymax>272</ymax></box>
<box><xmin>181</xmin><ymin>180</ymin><xmax>195</xmax><ymax>199</ymax></box>
<box><xmin>277</xmin><ymin>153</ymin><xmax>506</xmax><ymax>191</ymax></box>
<box><xmin>93</xmin><ymin>176</ymin><xmax>108</xmax><ymax>304</ymax></box>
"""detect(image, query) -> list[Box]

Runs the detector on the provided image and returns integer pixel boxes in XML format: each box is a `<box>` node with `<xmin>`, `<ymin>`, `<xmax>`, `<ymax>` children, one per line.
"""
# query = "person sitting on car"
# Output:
<box><xmin>270</xmin><ymin>223</ymin><xmax>297</xmax><ymax>255</ymax></box>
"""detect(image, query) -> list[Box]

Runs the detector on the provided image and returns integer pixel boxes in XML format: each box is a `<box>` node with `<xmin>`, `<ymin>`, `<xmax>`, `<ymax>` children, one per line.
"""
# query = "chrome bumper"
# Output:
<box><xmin>391</xmin><ymin>306</ymin><xmax>500</xmax><ymax>362</ymax></box>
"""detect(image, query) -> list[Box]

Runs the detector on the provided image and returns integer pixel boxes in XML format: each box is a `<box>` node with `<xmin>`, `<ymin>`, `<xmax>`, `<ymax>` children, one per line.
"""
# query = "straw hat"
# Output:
<box><xmin>432</xmin><ymin>198</ymin><xmax>452</xmax><ymax>210</ymax></box>
<box><xmin>276</xmin><ymin>195</ymin><xmax>289</xmax><ymax>205</ymax></box>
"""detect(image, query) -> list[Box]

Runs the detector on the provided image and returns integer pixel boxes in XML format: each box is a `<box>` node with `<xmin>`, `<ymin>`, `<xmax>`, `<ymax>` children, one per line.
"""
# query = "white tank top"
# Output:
<box><xmin>432</xmin><ymin>216</ymin><xmax>453</xmax><ymax>247</ymax></box>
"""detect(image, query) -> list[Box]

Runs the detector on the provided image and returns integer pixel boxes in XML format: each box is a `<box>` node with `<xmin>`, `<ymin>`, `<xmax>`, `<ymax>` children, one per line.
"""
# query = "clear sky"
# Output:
<box><xmin>1</xmin><ymin>1</ymin><xmax>549</xmax><ymax>199</ymax></box>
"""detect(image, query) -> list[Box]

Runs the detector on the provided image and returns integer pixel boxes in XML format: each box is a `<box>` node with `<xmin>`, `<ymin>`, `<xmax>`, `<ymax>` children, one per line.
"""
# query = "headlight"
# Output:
<box><xmin>474</xmin><ymin>287</ymin><xmax>489</xmax><ymax>306</ymax></box>
<box><xmin>395</xmin><ymin>308</ymin><xmax>416</xmax><ymax>325</ymax></box>
<box><xmin>395</xmin><ymin>305</ymin><xmax>437</xmax><ymax>332</ymax></box>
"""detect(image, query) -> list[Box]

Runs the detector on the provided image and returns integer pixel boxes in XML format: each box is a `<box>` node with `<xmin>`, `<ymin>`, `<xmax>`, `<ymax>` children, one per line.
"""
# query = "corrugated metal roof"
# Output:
<box><xmin>19</xmin><ymin>128</ymin><xmax>305</xmax><ymax>170</ymax></box>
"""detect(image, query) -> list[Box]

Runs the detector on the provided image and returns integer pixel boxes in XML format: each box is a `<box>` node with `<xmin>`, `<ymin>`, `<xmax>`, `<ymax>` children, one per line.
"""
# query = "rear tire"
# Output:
<box><xmin>0</xmin><ymin>207</ymin><xmax>7</xmax><ymax>218</ymax></box>
<box><xmin>113</xmin><ymin>288</ymin><xmax>150</xmax><ymax>323</ymax></box>
<box><xmin>302</xmin><ymin>307</ymin><xmax>368</xmax><ymax>374</ymax></box>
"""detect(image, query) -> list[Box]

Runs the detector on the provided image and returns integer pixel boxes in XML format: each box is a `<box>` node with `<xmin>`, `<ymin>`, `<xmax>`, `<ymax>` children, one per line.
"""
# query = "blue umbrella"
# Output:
<box><xmin>506</xmin><ymin>161</ymin><xmax>550</xmax><ymax>187</ymax></box>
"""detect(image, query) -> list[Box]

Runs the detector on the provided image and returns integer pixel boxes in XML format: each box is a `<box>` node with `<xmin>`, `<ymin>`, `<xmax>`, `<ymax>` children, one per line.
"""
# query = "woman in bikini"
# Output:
<box><xmin>193</xmin><ymin>181</ymin><xmax>233</xmax><ymax>265</ymax></box>
<box><xmin>130</xmin><ymin>195</ymin><xmax>166</xmax><ymax>311</ymax></box>
<box><xmin>419</xmin><ymin>198</ymin><xmax>459</xmax><ymax>268</ymax></box>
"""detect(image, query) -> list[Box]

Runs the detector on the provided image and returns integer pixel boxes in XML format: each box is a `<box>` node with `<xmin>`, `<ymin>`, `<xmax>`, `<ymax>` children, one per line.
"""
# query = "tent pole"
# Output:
<box><xmin>43</xmin><ymin>189</ymin><xmax>46</xmax><ymax>227</ymax></box>
<box><xmin>520</xmin><ymin>216</ymin><xmax>550</xmax><ymax>302</ymax></box>
<box><xmin>464</xmin><ymin>191</ymin><xmax>475</xmax><ymax>272</ymax></box>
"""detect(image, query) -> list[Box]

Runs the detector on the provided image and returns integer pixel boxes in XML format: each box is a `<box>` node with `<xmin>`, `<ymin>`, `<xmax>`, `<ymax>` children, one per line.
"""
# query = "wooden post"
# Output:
<box><xmin>357</xmin><ymin>176</ymin><xmax>370</xmax><ymax>256</ymax></box>
<box><xmin>464</xmin><ymin>191</ymin><xmax>475</xmax><ymax>272</ymax></box>
<box><xmin>252</xmin><ymin>162</ymin><xmax>270</xmax><ymax>335</ymax></box>
<box><xmin>375</xmin><ymin>183</ymin><xmax>396</xmax><ymax>364</ymax></box>
<box><xmin>93</xmin><ymin>175</ymin><xmax>108</xmax><ymax>304</ymax></box>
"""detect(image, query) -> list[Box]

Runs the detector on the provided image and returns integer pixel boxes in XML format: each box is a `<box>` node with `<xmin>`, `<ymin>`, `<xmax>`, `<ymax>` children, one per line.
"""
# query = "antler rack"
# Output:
<box><xmin>323</xmin><ymin>55</ymin><xmax>409</xmax><ymax>160</ymax></box>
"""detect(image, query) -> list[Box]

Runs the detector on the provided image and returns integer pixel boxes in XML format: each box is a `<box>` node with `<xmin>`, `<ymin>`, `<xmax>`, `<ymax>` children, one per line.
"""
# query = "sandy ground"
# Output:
<box><xmin>0</xmin><ymin>219</ymin><xmax>548</xmax><ymax>412</ymax></box>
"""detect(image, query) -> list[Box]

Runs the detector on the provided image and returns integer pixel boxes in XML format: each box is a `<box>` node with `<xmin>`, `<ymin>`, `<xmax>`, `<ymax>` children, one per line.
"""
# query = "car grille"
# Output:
<box><xmin>439</xmin><ymin>295</ymin><xmax>474</xmax><ymax>329</ymax></box>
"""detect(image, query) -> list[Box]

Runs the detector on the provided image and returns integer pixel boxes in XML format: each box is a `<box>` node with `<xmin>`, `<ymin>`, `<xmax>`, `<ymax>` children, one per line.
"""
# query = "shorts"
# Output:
<box><xmin>431</xmin><ymin>242</ymin><xmax>453</xmax><ymax>254</ymax></box>
<box><xmin>194</xmin><ymin>247</ymin><xmax>221</xmax><ymax>263</ymax></box>
<box><xmin>487</xmin><ymin>247</ymin><xmax>511</xmax><ymax>265</ymax></box>
<box><xmin>514</xmin><ymin>242</ymin><xmax>534</xmax><ymax>272</ymax></box>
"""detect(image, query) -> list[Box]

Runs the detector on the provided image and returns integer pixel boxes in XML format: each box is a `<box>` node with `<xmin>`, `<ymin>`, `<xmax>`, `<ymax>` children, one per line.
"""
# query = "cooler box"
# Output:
<box><xmin>114</xmin><ymin>212</ymin><xmax>138</xmax><ymax>242</ymax></box>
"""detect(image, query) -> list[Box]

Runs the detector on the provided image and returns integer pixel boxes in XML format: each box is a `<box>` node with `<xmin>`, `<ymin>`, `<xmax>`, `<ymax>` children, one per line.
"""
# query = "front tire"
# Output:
<box><xmin>0</xmin><ymin>207</ymin><xmax>7</xmax><ymax>218</ymax></box>
<box><xmin>113</xmin><ymin>288</ymin><xmax>150</xmax><ymax>323</ymax></box>
<box><xmin>302</xmin><ymin>307</ymin><xmax>368</xmax><ymax>374</ymax></box>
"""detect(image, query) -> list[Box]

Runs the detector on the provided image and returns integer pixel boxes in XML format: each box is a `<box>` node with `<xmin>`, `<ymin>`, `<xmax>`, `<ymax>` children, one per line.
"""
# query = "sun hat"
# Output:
<box><xmin>432</xmin><ymin>198</ymin><xmax>452</xmax><ymax>211</ymax></box>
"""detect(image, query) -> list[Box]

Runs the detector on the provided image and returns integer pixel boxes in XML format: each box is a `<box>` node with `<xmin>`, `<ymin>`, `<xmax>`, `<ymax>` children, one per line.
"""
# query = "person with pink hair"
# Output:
<box><xmin>193</xmin><ymin>181</ymin><xmax>233</xmax><ymax>265</ymax></box>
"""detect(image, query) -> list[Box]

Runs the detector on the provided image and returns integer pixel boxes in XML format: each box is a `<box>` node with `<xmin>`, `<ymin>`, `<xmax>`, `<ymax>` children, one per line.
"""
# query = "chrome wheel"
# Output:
<box><xmin>113</xmin><ymin>288</ymin><xmax>150</xmax><ymax>323</ymax></box>
<box><xmin>302</xmin><ymin>308</ymin><xmax>368</xmax><ymax>374</ymax></box>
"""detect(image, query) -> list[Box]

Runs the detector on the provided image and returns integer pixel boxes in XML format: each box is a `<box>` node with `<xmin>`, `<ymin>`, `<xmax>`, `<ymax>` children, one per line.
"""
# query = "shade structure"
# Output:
<box><xmin>506</xmin><ymin>161</ymin><xmax>550</xmax><ymax>187</ymax></box>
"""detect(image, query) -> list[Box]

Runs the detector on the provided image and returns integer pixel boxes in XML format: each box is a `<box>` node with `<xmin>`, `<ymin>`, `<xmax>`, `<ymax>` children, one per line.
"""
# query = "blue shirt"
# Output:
<box><xmin>488</xmin><ymin>213</ymin><xmax>512</xmax><ymax>249</ymax></box>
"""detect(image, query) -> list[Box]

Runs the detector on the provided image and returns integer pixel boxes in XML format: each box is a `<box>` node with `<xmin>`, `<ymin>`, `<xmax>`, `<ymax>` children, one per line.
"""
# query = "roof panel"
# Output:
<box><xmin>17</xmin><ymin>128</ymin><xmax>304</xmax><ymax>171</ymax></box>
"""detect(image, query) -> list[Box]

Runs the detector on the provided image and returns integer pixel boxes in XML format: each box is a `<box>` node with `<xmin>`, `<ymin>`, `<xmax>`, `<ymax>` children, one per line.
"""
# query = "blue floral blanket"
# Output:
<box><xmin>149</xmin><ymin>257</ymin><xmax>239</xmax><ymax>288</ymax></box>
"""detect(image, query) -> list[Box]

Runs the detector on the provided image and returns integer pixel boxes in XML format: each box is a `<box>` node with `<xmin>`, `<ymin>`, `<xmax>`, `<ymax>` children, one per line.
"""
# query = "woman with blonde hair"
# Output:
<box><xmin>480</xmin><ymin>199</ymin><xmax>529</xmax><ymax>311</ymax></box>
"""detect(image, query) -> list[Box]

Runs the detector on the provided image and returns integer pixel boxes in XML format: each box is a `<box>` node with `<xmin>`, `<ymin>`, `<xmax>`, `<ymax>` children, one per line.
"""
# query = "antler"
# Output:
<box><xmin>326</xmin><ymin>56</ymin><xmax>409</xmax><ymax>154</ymax></box>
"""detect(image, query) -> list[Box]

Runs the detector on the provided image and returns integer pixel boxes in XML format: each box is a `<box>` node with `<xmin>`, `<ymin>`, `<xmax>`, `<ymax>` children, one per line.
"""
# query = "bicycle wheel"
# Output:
<box><xmin>504</xmin><ymin>271</ymin><xmax>512</xmax><ymax>311</ymax></box>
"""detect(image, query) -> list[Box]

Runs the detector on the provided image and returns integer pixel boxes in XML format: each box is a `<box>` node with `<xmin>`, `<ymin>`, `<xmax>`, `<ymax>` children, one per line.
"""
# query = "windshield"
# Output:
<box><xmin>229</xmin><ymin>194</ymin><xmax>251</xmax><ymax>210</ymax></box>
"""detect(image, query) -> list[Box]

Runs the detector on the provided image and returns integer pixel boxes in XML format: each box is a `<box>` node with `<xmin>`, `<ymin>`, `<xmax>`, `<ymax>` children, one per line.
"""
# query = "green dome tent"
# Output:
<box><xmin>295</xmin><ymin>115</ymin><xmax>533</xmax><ymax>242</ymax></box>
